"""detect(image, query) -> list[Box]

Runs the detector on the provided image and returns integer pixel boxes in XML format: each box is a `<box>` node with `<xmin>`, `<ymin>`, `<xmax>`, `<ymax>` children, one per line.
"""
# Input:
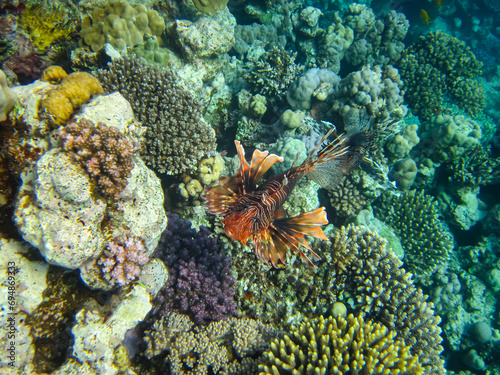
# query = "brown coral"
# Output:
<box><xmin>41</xmin><ymin>69</ymin><xmax>103</xmax><ymax>125</ymax></box>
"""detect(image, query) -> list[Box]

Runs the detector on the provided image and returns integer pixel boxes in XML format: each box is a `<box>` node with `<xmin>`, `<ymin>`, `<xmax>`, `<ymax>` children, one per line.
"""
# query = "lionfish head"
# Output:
<box><xmin>222</xmin><ymin>206</ymin><xmax>259</xmax><ymax>244</ymax></box>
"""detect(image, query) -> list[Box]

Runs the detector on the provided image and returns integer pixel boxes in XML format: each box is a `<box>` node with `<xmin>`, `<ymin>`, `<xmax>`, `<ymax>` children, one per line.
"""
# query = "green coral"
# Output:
<box><xmin>398</xmin><ymin>31</ymin><xmax>484</xmax><ymax>120</ymax></box>
<box><xmin>258</xmin><ymin>314</ymin><xmax>424</xmax><ymax>375</ymax></box>
<box><xmin>373</xmin><ymin>190</ymin><xmax>453</xmax><ymax>277</ymax></box>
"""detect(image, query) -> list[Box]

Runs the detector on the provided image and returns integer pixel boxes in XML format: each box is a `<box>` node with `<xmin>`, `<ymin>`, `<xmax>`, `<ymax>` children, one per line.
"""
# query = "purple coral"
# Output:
<box><xmin>58</xmin><ymin>118</ymin><xmax>135</xmax><ymax>201</ymax></box>
<box><xmin>98</xmin><ymin>235</ymin><xmax>149</xmax><ymax>286</ymax></box>
<box><xmin>151</xmin><ymin>213</ymin><xmax>238</xmax><ymax>326</ymax></box>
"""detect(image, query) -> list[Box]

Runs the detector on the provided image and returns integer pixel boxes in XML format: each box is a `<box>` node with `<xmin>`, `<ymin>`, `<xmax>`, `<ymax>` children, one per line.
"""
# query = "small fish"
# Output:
<box><xmin>203</xmin><ymin>129</ymin><xmax>359</xmax><ymax>267</ymax></box>
<box><xmin>434</xmin><ymin>0</ymin><xmax>443</xmax><ymax>7</ymax></box>
<box><xmin>420</xmin><ymin>9</ymin><xmax>431</xmax><ymax>24</ymax></box>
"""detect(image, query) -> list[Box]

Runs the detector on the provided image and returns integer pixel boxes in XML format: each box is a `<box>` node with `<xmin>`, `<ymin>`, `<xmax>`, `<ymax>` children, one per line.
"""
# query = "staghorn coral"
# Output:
<box><xmin>373</xmin><ymin>190</ymin><xmax>453</xmax><ymax>277</ymax></box>
<box><xmin>41</xmin><ymin>68</ymin><xmax>104</xmax><ymax>125</ymax></box>
<box><xmin>151</xmin><ymin>213</ymin><xmax>238</xmax><ymax>326</ymax></box>
<box><xmin>97</xmin><ymin>235</ymin><xmax>149</xmax><ymax>287</ymax></box>
<box><xmin>97</xmin><ymin>56</ymin><xmax>216</xmax><ymax>175</ymax></box>
<box><xmin>58</xmin><ymin>118</ymin><xmax>135</xmax><ymax>201</ymax></box>
<box><xmin>258</xmin><ymin>313</ymin><xmax>423</xmax><ymax>374</ymax></box>
<box><xmin>397</xmin><ymin>31</ymin><xmax>485</xmax><ymax>120</ymax></box>
<box><xmin>246</xmin><ymin>46</ymin><xmax>304</xmax><ymax>101</ymax></box>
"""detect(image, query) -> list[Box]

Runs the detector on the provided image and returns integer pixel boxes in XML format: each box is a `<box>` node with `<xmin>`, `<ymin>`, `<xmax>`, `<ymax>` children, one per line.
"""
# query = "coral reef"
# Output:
<box><xmin>287</xmin><ymin>67</ymin><xmax>340</xmax><ymax>110</ymax></box>
<box><xmin>327</xmin><ymin>174</ymin><xmax>368</xmax><ymax>221</ymax></box>
<box><xmin>192</xmin><ymin>0</ymin><xmax>228</xmax><ymax>16</ymax></box>
<box><xmin>58</xmin><ymin>118</ymin><xmax>136</xmax><ymax>201</ymax></box>
<box><xmin>373</xmin><ymin>190</ymin><xmax>454</xmax><ymax>277</ymax></box>
<box><xmin>151</xmin><ymin>213</ymin><xmax>238</xmax><ymax>325</ymax></box>
<box><xmin>79</xmin><ymin>0</ymin><xmax>165</xmax><ymax>52</ymax></box>
<box><xmin>97</xmin><ymin>56</ymin><xmax>216</xmax><ymax>175</ymax></box>
<box><xmin>398</xmin><ymin>31</ymin><xmax>485</xmax><ymax>120</ymax></box>
<box><xmin>259</xmin><ymin>314</ymin><xmax>423</xmax><ymax>374</ymax></box>
<box><xmin>40</xmin><ymin>68</ymin><xmax>104</xmax><ymax>125</ymax></box>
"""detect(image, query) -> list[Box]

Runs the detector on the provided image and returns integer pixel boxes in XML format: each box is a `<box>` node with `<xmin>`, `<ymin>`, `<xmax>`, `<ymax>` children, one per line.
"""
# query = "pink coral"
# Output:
<box><xmin>98</xmin><ymin>235</ymin><xmax>149</xmax><ymax>286</ymax></box>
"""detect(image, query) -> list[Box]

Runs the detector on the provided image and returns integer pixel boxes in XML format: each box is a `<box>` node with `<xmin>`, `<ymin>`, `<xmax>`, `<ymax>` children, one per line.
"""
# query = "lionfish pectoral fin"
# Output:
<box><xmin>253</xmin><ymin>230</ymin><xmax>287</xmax><ymax>268</ymax></box>
<box><xmin>202</xmin><ymin>175</ymin><xmax>243</xmax><ymax>215</ymax></box>
<box><xmin>269</xmin><ymin>207</ymin><xmax>329</xmax><ymax>267</ymax></box>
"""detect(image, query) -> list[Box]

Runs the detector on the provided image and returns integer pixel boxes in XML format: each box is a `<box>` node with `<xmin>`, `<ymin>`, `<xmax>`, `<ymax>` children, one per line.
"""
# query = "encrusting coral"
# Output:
<box><xmin>258</xmin><ymin>314</ymin><xmax>424</xmax><ymax>374</ymax></box>
<box><xmin>97</xmin><ymin>56</ymin><xmax>216</xmax><ymax>175</ymax></box>
<box><xmin>58</xmin><ymin>118</ymin><xmax>136</xmax><ymax>201</ymax></box>
<box><xmin>40</xmin><ymin>67</ymin><xmax>104</xmax><ymax>125</ymax></box>
<box><xmin>0</xmin><ymin>69</ymin><xmax>15</xmax><ymax>122</ymax></box>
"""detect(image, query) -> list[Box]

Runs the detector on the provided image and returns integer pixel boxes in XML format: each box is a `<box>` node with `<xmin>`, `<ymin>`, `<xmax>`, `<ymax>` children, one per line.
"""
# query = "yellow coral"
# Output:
<box><xmin>20</xmin><ymin>4</ymin><xmax>75</xmax><ymax>52</ymax></box>
<box><xmin>41</xmin><ymin>66</ymin><xmax>68</xmax><ymax>84</ymax></box>
<box><xmin>41</xmin><ymin>70</ymin><xmax>104</xmax><ymax>125</ymax></box>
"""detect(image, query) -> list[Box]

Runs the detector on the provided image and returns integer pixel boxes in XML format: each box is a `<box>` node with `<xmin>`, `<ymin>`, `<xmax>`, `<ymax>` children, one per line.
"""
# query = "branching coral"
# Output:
<box><xmin>397</xmin><ymin>31</ymin><xmax>485</xmax><ymax>120</ymax></box>
<box><xmin>97</xmin><ymin>235</ymin><xmax>149</xmax><ymax>286</ymax></box>
<box><xmin>58</xmin><ymin>118</ymin><xmax>136</xmax><ymax>201</ymax></box>
<box><xmin>143</xmin><ymin>312</ymin><xmax>275</xmax><ymax>374</ymax></box>
<box><xmin>97</xmin><ymin>56</ymin><xmax>216</xmax><ymax>175</ymax></box>
<box><xmin>150</xmin><ymin>213</ymin><xmax>238</xmax><ymax>325</ymax></box>
<box><xmin>373</xmin><ymin>190</ymin><xmax>453</xmax><ymax>277</ymax></box>
<box><xmin>258</xmin><ymin>314</ymin><xmax>423</xmax><ymax>374</ymax></box>
<box><xmin>41</xmin><ymin>68</ymin><xmax>104</xmax><ymax>125</ymax></box>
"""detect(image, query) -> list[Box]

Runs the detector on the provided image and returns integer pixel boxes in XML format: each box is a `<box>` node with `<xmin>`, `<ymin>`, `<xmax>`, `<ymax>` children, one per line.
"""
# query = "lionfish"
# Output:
<box><xmin>203</xmin><ymin>129</ymin><xmax>361</xmax><ymax>267</ymax></box>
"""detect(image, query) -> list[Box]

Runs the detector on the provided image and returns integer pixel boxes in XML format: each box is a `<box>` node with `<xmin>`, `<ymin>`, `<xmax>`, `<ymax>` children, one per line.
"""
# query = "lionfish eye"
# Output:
<box><xmin>253</xmin><ymin>217</ymin><xmax>259</xmax><ymax>223</ymax></box>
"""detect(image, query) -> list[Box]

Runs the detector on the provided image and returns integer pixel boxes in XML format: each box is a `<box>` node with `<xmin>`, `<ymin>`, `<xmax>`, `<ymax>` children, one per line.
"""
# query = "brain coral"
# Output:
<box><xmin>97</xmin><ymin>56</ymin><xmax>216</xmax><ymax>175</ymax></box>
<box><xmin>258</xmin><ymin>314</ymin><xmax>423</xmax><ymax>374</ymax></box>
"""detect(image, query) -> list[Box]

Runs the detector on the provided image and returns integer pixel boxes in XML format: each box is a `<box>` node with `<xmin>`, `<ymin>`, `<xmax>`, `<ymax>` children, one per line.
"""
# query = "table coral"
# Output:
<box><xmin>258</xmin><ymin>314</ymin><xmax>423</xmax><ymax>374</ymax></box>
<box><xmin>151</xmin><ymin>213</ymin><xmax>238</xmax><ymax>326</ymax></box>
<box><xmin>373</xmin><ymin>190</ymin><xmax>453</xmax><ymax>277</ymax></box>
<box><xmin>40</xmin><ymin>69</ymin><xmax>104</xmax><ymax>125</ymax></box>
<box><xmin>97</xmin><ymin>56</ymin><xmax>216</xmax><ymax>175</ymax></box>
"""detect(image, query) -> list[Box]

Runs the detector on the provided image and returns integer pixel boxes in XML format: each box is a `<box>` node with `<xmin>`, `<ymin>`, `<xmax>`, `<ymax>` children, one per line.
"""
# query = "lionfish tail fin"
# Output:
<box><xmin>235</xmin><ymin>140</ymin><xmax>284</xmax><ymax>192</ymax></box>
<box><xmin>263</xmin><ymin>207</ymin><xmax>328</xmax><ymax>267</ymax></box>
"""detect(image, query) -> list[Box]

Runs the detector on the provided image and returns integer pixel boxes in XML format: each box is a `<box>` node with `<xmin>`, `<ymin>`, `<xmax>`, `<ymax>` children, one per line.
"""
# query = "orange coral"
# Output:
<box><xmin>41</xmin><ymin>70</ymin><xmax>104</xmax><ymax>125</ymax></box>
<box><xmin>41</xmin><ymin>66</ymin><xmax>68</xmax><ymax>84</ymax></box>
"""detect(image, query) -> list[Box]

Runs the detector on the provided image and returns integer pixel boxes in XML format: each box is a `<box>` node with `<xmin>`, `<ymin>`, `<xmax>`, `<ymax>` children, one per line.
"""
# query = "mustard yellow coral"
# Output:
<box><xmin>41</xmin><ymin>66</ymin><xmax>68</xmax><ymax>84</ymax></box>
<box><xmin>259</xmin><ymin>314</ymin><xmax>424</xmax><ymax>375</ymax></box>
<box><xmin>41</xmin><ymin>70</ymin><xmax>104</xmax><ymax>125</ymax></box>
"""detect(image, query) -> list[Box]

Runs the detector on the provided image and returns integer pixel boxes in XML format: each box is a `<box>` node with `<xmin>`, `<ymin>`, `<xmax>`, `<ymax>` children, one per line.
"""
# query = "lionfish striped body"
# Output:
<box><xmin>203</xmin><ymin>130</ymin><xmax>349</xmax><ymax>267</ymax></box>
